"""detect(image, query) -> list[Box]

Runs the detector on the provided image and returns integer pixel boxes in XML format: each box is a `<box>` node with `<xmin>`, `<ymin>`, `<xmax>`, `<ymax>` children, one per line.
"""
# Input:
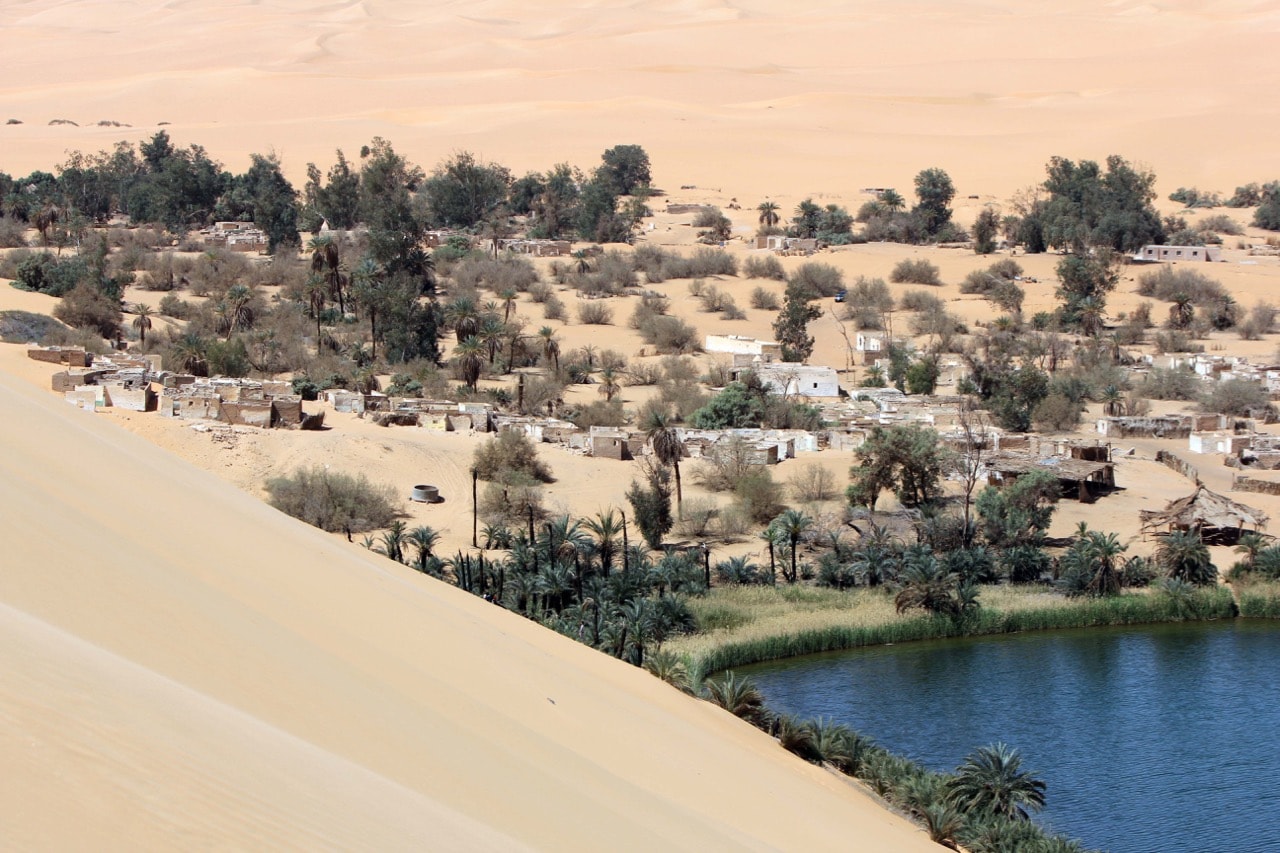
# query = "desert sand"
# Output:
<box><xmin>3</xmin><ymin>0</ymin><xmax>1280</xmax><ymax>847</ymax></box>
<box><xmin>0</xmin><ymin>339</ymin><xmax>937</xmax><ymax>850</ymax></box>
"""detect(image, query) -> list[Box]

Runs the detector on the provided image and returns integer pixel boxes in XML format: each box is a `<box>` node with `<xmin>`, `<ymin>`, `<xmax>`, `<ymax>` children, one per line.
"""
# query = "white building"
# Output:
<box><xmin>750</xmin><ymin>363</ymin><xmax>841</xmax><ymax>398</ymax></box>
<box><xmin>705</xmin><ymin>335</ymin><xmax>782</xmax><ymax>359</ymax></box>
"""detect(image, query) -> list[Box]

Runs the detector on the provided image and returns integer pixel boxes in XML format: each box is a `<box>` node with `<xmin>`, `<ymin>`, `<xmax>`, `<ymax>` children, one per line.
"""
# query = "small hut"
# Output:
<box><xmin>1139</xmin><ymin>486</ymin><xmax>1269</xmax><ymax>544</ymax></box>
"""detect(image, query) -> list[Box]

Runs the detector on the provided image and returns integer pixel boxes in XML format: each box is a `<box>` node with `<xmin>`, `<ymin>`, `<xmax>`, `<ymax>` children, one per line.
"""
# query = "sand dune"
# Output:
<box><xmin>2</xmin><ymin>0</ymin><xmax>1278</xmax><ymax>200</ymax></box>
<box><xmin>0</xmin><ymin>352</ymin><xmax>933</xmax><ymax>848</ymax></box>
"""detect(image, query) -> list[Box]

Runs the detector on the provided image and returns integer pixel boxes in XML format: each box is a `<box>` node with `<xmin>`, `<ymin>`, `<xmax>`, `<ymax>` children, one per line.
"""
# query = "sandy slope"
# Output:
<box><xmin>2</xmin><ymin>0</ymin><xmax>1279</xmax><ymax>199</ymax></box>
<box><xmin>0</xmin><ymin>352</ymin><xmax>934</xmax><ymax>849</ymax></box>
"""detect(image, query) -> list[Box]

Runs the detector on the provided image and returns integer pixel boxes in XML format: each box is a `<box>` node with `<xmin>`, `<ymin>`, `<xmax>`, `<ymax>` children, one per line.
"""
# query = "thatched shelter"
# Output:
<box><xmin>1139</xmin><ymin>486</ymin><xmax>1269</xmax><ymax>543</ymax></box>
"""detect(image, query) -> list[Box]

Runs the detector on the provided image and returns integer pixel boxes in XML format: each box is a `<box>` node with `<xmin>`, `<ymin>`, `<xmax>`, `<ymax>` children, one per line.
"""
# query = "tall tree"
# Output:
<box><xmin>644</xmin><ymin>410</ymin><xmax>684</xmax><ymax>516</ymax></box>
<box><xmin>239</xmin><ymin>153</ymin><xmax>299</xmax><ymax>253</ymax></box>
<box><xmin>598</xmin><ymin>144</ymin><xmax>651</xmax><ymax>196</ymax></box>
<box><xmin>757</xmin><ymin>200</ymin><xmax>780</xmax><ymax>230</ymax></box>
<box><xmin>420</xmin><ymin>151</ymin><xmax>511</xmax><ymax>228</ymax></box>
<box><xmin>947</xmin><ymin>743</ymin><xmax>1047</xmax><ymax>821</ymax></box>
<box><xmin>1041</xmin><ymin>155</ymin><xmax>1163</xmax><ymax>252</ymax></box>
<box><xmin>772</xmin><ymin>281</ymin><xmax>822</xmax><ymax>362</ymax></box>
<box><xmin>912</xmin><ymin>167</ymin><xmax>955</xmax><ymax>238</ymax></box>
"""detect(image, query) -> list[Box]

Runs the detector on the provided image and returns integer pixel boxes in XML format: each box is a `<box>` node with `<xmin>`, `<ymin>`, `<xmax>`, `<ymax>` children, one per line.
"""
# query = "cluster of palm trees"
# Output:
<box><xmin>697</xmin><ymin>669</ymin><xmax>1073</xmax><ymax>851</ymax></box>
<box><xmin>364</xmin><ymin>510</ymin><xmax>703</xmax><ymax>664</ymax></box>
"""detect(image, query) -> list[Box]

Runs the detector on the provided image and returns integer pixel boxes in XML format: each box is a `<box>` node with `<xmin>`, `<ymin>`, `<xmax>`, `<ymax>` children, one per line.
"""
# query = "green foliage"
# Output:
<box><xmin>972</xmin><ymin>207</ymin><xmax>1001</xmax><ymax>253</ymax></box>
<box><xmin>626</xmin><ymin>461</ymin><xmax>674</xmax><ymax>549</ymax></box>
<box><xmin>889</xmin><ymin>258</ymin><xmax>942</xmax><ymax>286</ymax></box>
<box><xmin>904</xmin><ymin>356</ymin><xmax>940</xmax><ymax>395</ymax></box>
<box><xmin>52</xmin><ymin>281</ymin><xmax>121</xmax><ymax>339</ymax></box>
<box><xmin>264</xmin><ymin>466</ymin><xmax>400</xmax><ymax>533</ymax></box>
<box><xmin>1253</xmin><ymin>181</ymin><xmax>1280</xmax><ymax>230</ymax></box>
<box><xmin>976</xmin><ymin>470</ymin><xmax>1059</xmax><ymax>548</ymax></box>
<box><xmin>303</xmin><ymin>149</ymin><xmax>361</xmax><ymax>230</ymax></box>
<box><xmin>787</xmin><ymin>262</ymin><xmax>844</xmax><ymax>298</ymax></box>
<box><xmin>1032</xmin><ymin>391</ymin><xmax>1083</xmax><ymax>432</ymax></box>
<box><xmin>1154</xmin><ymin>530</ymin><xmax>1217</xmax><ymax>585</ymax></box>
<box><xmin>420</xmin><ymin>150</ymin><xmax>511</xmax><ymax>228</ymax></box>
<box><xmin>473</xmin><ymin>430</ymin><xmax>555</xmax><ymax>483</ymax></box>
<box><xmin>1138</xmin><ymin>366</ymin><xmax>1201</xmax><ymax>401</ymax></box>
<box><xmin>1040</xmin><ymin>155</ymin><xmax>1163</xmax><ymax>252</ymax></box>
<box><xmin>848</xmin><ymin>424</ymin><xmax>948</xmax><ymax>509</ymax></box>
<box><xmin>947</xmin><ymin>743</ymin><xmax>1046</xmax><ymax>822</ymax></box>
<box><xmin>912</xmin><ymin>168</ymin><xmax>955</xmax><ymax>238</ymax></box>
<box><xmin>735</xmin><ymin>469</ymin><xmax>785</xmax><ymax>525</ymax></box>
<box><xmin>772</xmin><ymin>281</ymin><xmax>822</xmax><ymax>362</ymax></box>
<box><xmin>702</xmin><ymin>672</ymin><xmax>770</xmax><ymax>728</ymax></box>
<box><xmin>1202</xmin><ymin>378</ymin><xmax>1272</xmax><ymax>418</ymax></box>
<box><xmin>12</xmin><ymin>251</ymin><xmax>88</xmax><ymax>296</ymax></box>
<box><xmin>1055</xmin><ymin>252</ymin><xmax>1119</xmax><ymax>334</ymax></box>
<box><xmin>238</xmin><ymin>153</ymin><xmax>299</xmax><ymax>252</ymax></box>
<box><xmin>690</xmin><ymin>382</ymin><xmax>764</xmax><ymax>429</ymax></box>
<box><xmin>597</xmin><ymin>144</ymin><xmax>651</xmax><ymax>196</ymax></box>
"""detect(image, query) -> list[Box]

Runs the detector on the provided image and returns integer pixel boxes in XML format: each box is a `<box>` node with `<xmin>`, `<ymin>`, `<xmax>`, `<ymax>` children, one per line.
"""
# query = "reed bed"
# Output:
<box><xmin>1237</xmin><ymin>580</ymin><xmax>1280</xmax><ymax>618</ymax></box>
<box><xmin>673</xmin><ymin>585</ymin><xmax>1237</xmax><ymax>681</ymax></box>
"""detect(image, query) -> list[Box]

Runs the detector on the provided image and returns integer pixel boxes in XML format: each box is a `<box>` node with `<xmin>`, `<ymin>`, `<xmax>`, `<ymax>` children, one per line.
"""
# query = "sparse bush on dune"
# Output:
<box><xmin>743</xmin><ymin>255</ymin><xmax>786</xmax><ymax>281</ymax></box>
<box><xmin>265</xmin><ymin>467</ymin><xmax>400</xmax><ymax>534</ymax></box>
<box><xmin>890</xmin><ymin>258</ymin><xmax>942</xmax><ymax>286</ymax></box>
<box><xmin>577</xmin><ymin>300</ymin><xmax>613</xmax><ymax>325</ymax></box>
<box><xmin>749</xmin><ymin>286</ymin><xmax>781</xmax><ymax>310</ymax></box>
<box><xmin>787</xmin><ymin>262</ymin><xmax>844</xmax><ymax>298</ymax></box>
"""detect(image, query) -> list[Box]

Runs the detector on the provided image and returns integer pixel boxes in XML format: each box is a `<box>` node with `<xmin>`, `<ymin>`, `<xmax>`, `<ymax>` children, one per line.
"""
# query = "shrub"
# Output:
<box><xmin>637</xmin><ymin>314</ymin><xmax>700</xmax><ymax>354</ymax></box>
<box><xmin>473</xmin><ymin>430</ymin><xmax>555</xmax><ymax>483</ymax></box>
<box><xmin>899</xmin><ymin>289</ymin><xmax>943</xmax><ymax>313</ymax></box>
<box><xmin>846</xmin><ymin>276</ymin><xmax>894</xmax><ymax>330</ymax></box>
<box><xmin>675</xmin><ymin>498</ymin><xmax>720</xmax><ymax>538</ymax></box>
<box><xmin>52</xmin><ymin>282</ymin><xmax>121</xmax><ymax>339</ymax></box>
<box><xmin>479</xmin><ymin>476</ymin><xmax>547</xmax><ymax>525</ymax></box>
<box><xmin>527</xmin><ymin>281</ymin><xmax>553</xmax><ymax>303</ymax></box>
<box><xmin>1202</xmin><ymin>378</ymin><xmax>1272</xmax><ymax>418</ymax></box>
<box><xmin>788</xmin><ymin>462</ymin><xmax>837</xmax><ymax>502</ymax></box>
<box><xmin>743</xmin><ymin>255</ymin><xmax>786</xmax><ymax>281</ymax></box>
<box><xmin>158</xmin><ymin>293</ymin><xmax>193</xmax><ymax>320</ymax></box>
<box><xmin>749</xmin><ymin>286</ymin><xmax>781</xmax><ymax>310</ymax></box>
<box><xmin>264</xmin><ymin>466</ymin><xmax>399</xmax><ymax>533</ymax></box>
<box><xmin>1136</xmin><ymin>267</ymin><xmax>1226</xmax><ymax>304</ymax></box>
<box><xmin>890</xmin><ymin>258</ymin><xmax>942</xmax><ymax>286</ymax></box>
<box><xmin>1153</xmin><ymin>330</ymin><xmax>1204</xmax><ymax>354</ymax></box>
<box><xmin>0</xmin><ymin>216</ymin><xmax>27</xmax><ymax>248</ymax></box>
<box><xmin>1139</xmin><ymin>367</ymin><xmax>1202</xmax><ymax>401</ymax></box>
<box><xmin>788</xmin><ymin>262</ymin><xmax>844</xmax><ymax>298</ymax></box>
<box><xmin>1031</xmin><ymin>392</ymin><xmax>1082</xmax><ymax>432</ymax></box>
<box><xmin>694</xmin><ymin>437</ymin><xmax>761</xmax><ymax>492</ymax></box>
<box><xmin>734</xmin><ymin>468</ymin><xmax>785</xmax><ymax>524</ymax></box>
<box><xmin>577</xmin><ymin>301</ymin><xmax>613</xmax><ymax>325</ymax></box>
<box><xmin>0</xmin><ymin>310</ymin><xmax>69</xmax><ymax>343</ymax></box>
<box><xmin>543</xmin><ymin>293</ymin><xmax>567</xmax><ymax>321</ymax></box>
<box><xmin>1198</xmin><ymin>213</ymin><xmax>1244</xmax><ymax>235</ymax></box>
<box><xmin>1238</xmin><ymin>303</ymin><xmax>1276</xmax><ymax>340</ymax></box>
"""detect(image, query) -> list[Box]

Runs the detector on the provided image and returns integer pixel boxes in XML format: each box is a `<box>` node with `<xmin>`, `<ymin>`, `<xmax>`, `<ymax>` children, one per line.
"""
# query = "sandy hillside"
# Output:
<box><xmin>2</xmin><ymin>1</ymin><xmax>1279</xmax><ymax>200</ymax></box>
<box><xmin>0</xmin><ymin>344</ymin><xmax>938</xmax><ymax>850</ymax></box>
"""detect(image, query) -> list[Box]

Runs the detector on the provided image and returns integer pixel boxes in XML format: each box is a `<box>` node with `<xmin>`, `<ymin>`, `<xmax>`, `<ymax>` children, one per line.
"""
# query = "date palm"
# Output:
<box><xmin>1155</xmin><ymin>529</ymin><xmax>1216</xmax><ymax>585</ymax></box>
<box><xmin>309</xmin><ymin>234</ymin><xmax>344</xmax><ymax>314</ymax></box>
<box><xmin>597</xmin><ymin>365</ymin><xmax>623</xmax><ymax>401</ymax></box>
<box><xmin>455</xmin><ymin>336</ymin><xmax>485</xmax><ymax>391</ymax></box>
<box><xmin>773</xmin><ymin>509</ymin><xmax>813</xmax><ymax>584</ymax></box>
<box><xmin>537</xmin><ymin>325</ymin><xmax>560</xmax><ymax>372</ymax></box>
<box><xmin>756</xmin><ymin>200</ymin><xmax>780</xmax><ymax>229</ymax></box>
<box><xmin>131</xmin><ymin>303</ymin><xmax>153</xmax><ymax>345</ymax></box>
<box><xmin>644</xmin><ymin>410</ymin><xmax>683</xmax><ymax>516</ymax></box>
<box><xmin>477</xmin><ymin>314</ymin><xmax>507</xmax><ymax>366</ymax></box>
<box><xmin>946</xmin><ymin>743</ymin><xmax>1046</xmax><ymax>821</ymax></box>
<box><xmin>407</xmin><ymin>526</ymin><xmax>440</xmax><ymax>574</ymax></box>
<box><xmin>583</xmin><ymin>509</ymin><xmax>623</xmax><ymax>575</ymax></box>
<box><xmin>702</xmin><ymin>671</ymin><xmax>769</xmax><ymax>728</ymax></box>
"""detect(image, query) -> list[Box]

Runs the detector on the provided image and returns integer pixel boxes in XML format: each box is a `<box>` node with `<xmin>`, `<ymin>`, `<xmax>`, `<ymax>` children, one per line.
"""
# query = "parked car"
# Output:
<box><xmin>834</xmin><ymin>289</ymin><xmax>847</xmax><ymax>302</ymax></box>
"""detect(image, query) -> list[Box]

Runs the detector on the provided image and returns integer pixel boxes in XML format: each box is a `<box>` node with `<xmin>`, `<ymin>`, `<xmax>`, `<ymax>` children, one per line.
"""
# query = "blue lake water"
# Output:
<box><xmin>740</xmin><ymin>620</ymin><xmax>1280</xmax><ymax>852</ymax></box>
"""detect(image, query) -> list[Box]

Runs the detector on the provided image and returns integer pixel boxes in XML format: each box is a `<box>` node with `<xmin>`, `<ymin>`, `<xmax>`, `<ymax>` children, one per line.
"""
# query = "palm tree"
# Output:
<box><xmin>498</xmin><ymin>287</ymin><xmax>519</xmax><ymax>323</ymax></box>
<box><xmin>378</xmin><ymin>520</ymin><xmax>408</xmax><ymax>563</ymax></box>
<box><xmin>702</xmin><ymin>671</ymin><xmax>770</xmax><ymax>728</ymax></box>
<box><xmin>1155</xmin><ymin>529</ymin><xmax>1216</xmax><ymax>585</ymax></box>
<box><xmin>446</xmin><ymin>296</ymin><xmax>479</xmax><ymax>342</ymax></box>
<box><xmin>1077</xmin><ymin>296</ymin><xmax>1105</xmax><ymax>337</ymax></box>
<box><xmin>894</xmin><ymin>553</ymin><xmax>965</xmax><ymax>616</ymax></box>
<box><xmin>946</xmin><ymin>743</ymin><xmax>1046</xmax><ymax>821</ymax></box>
<box><xmin>169</xmin><ymin>332</ymin><xmax>208</xmax><ymax>375</ymax></box>
<box><xmin>880</xmin><ymin>188</ymin><xmax>906</xmax><ymax>213</ymax></box>
<box><xmin>583</xmin><ymin>509</ymin><xmax>623</xmax><ymax>575</ymax></box>
<box><xmin>644</xmin><ymin>410</ymin><xmax>684</xmax><ymax>516</ymax></box>
<box><xmin>304</xmin><ymin>275</ymin><xmax>328</xmax><ymax>341</ymax></box>
<box><xmin>597</xmin><ymin>365</ymin><xmax>623</xmax><ymax>401</ymax></box>
<box><xmin>309</xmin><ymin>235</ymin><xmax>344</xmax><ymax>314</ymax></box>
<box><xmin>1101</xmin><ymin>384</ymin><xmax>1125</xmax><ymax>417</ymax></box>
<box><xmin>773</xmin><ymin>508</ymin><xmax>813</xmax><ymax>584</ymax></box>
<box><xmin>407</xmin><ymin>526</ymin><xmax>440</xmax><ymax>573</ymax></box>
<box><xmin>218</xmin><ymin>284</ymin><xmax>254</xmax><ymax>335</ymax></box>
<box><xmin>455</xmin><ymin>336</ymin><xmax>485</xmax><ymax>391</ymax></box>
<box><xmin>641</xmin><ymin>648</ymin><xmax>692</xmax><ymax>693</ymax></box>
<box><xmin>537</xmin><ymin>325</ymin><xmax>560</xmax><ymax>372</ymax></box>
<box><xmin>1235</xmin><ymin>532</ymin><xmax>1267</xmax><ymax>570</ymax></box>
<box><xmin>758</xmin><ymin>523</ymin><xmax>785</xmax><ymax>584</ymax></box>
<box><xmin>1082</xmin><ymin>529</ymin><xmax>1126</xmax><ymax>596</ymax></box>
<box><xmin>477</xmin><ymin>314</ymin><xmax>507</xmax><ymax>366</ymax></box>
<box><xmin>350</xmin><ymin>257</ymin><xmax>383</xmax><ymax>360</ymax></box>
<box><xmin>756</xmin><ymin>200</ymin><xmax>780</xmax><ymax>230</ymax></box>
<box><xmin>1169</xmin><ymin>292</ymin><xmax>1195</xmax><ymax>329</ymax></box>
<box><xmin>131</xmin><ymin>303</ymin><xmax>153</xmax><ymax>345</ymax></box>
<box><xmin>572</xmin><ymin>249</ymin><xmax>592</xmax><ymax>276</ymax></box>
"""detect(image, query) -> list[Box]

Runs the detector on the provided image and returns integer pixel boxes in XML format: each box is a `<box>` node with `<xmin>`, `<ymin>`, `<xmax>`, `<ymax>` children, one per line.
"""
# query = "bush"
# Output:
<box><xmin>577</xmin><ymin>301</ymin><xmax>613</xmax><ymax>325</ymax></box>
<box><xmin>543</xmin><ymin>293</ymin><xmax>567</xmax><ymax>321</ymax></box>
<box><xmin>788</xmin><ymin>262</ymin><xmax>844</xmax><ymax>298</ymax></box>
<box><xmin>749</xmin><ymin>286</ymin><xmax>781</xmax><ymax>310</ymax></box>
<box><xmin>1153</xmin><ymin>330</ymin><xmax>1204</xmax><ymax>355</ymax></box>
<box><xmin>1139</xmin><ymin>367</ymin><xmax>1202</xmax><ymax>401</ymax></box>
<box><xmin>788</xmin><ymin>462</ymin><xmax>837</xmax><ymax>502</ymax></box>
<box><xmin>1136</xmin><ymin>267</ymin><xmax>1226</xmax><ymax>304</ymax></box>
<box><xmin>0</xmin><ymin>216</ymin><xmax>27</xmax><ymax>248</ymax></box>
<box><xmin>264</xmin><ymin>466</ymin><xmax>399</xmax><ymax>533</ymax></box>
<box><xmin>1031</xmin><ymin>392</ymin><xmax>1082</xmax><ymax>432</ymax></box>
<box><xmin>52</xmin><ymin>282</ymin><xmax>121</xmax><ymax>339</ymax></box>
<box><xmin>473</xmin><ymin>430</ymin><xmax>555</xmax><ymax>483</ymax></box>
<box><xmin>1198</xmin><ymin>213</ymin><xmax>1244</xmax><ymax>235</ymax></box>
<box><xmin>1239</xmin><ymin>303</ymin><xmax>1277</xmax><ymax>340</ymax></box>
<box><xmin>899</xmin><ymin>289</ymin><xmax>943</xmax><ymax>313</ymax></box>
<box><xmin>845</xmin><ymin>276</ymin><xmax>894</xmax><ymax>329</ymax></box>
<box><xmin>479</xmin><ymin>476</ymin><xmax>547</xmax><ymax>525</ymax></box>
<box><xmin>157</xmin><ymin>292</ymin><xmax>193</xmax><ymax>320</ymax></box>
<box><xmin>743</xmin><ymin>255</ymin><xmax>786</xmax><ymax>281</ymax></box>
<box><xmin>636</xmin><ymin>314</ymin><xmax>700</xmax><ymax>354</ymax></box>
<box><xmin>1202</xmin><ymin>378</ymin><xmax>1272</xmax><ymax>418</ymax></box>
<box><xmin>734</xmin><ymin>468</ymin><xmax>785</xmax><ymax>524</ymax></box>
<box><xmin>0</xmin><ymin>310</ymin><xmax>69</xmax><ymax>344</ymax></box>
<box><xmin>890</xmin><ymin>258</ymin><xmax>942</xmax><ymax>286</ymax></box>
